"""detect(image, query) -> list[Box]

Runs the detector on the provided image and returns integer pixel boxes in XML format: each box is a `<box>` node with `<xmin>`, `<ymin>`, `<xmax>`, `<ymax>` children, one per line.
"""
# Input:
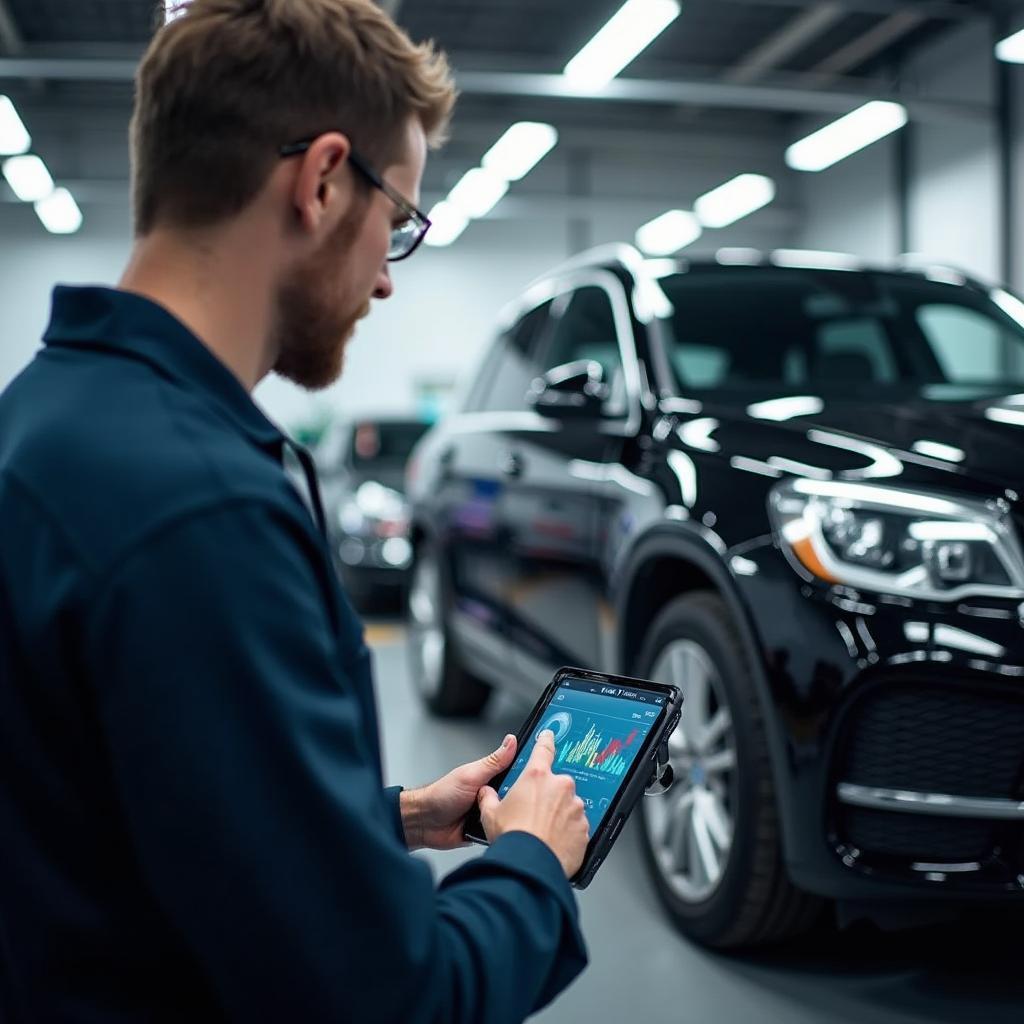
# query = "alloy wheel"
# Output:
<box><xmin>407</xmin><ymin>555</ymin><xmax>446</xmax><ymax>701</ymax></box>
<box><xmin>642</xmin><ymin>639</ymin><xmax>738</xmax><ymax>903</ymax></box>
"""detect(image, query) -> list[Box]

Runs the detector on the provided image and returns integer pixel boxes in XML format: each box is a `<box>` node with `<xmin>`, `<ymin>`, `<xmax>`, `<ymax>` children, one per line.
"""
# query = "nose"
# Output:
<box><xmin>373</xmin><ymin>263</ymin><xmax>393</xmax><ymax>300</ymax></box>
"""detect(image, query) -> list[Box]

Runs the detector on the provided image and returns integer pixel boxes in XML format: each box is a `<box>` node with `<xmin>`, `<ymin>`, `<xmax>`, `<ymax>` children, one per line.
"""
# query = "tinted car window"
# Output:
<box><xmin>480</xmin><ymin>301</ymin><xmax>552</xmax><ymax>412</ymax></box>
<box><xmin>540</xmin><ymin>285</ymin><xmax>628</xmax><ymax>416</ymax></box>
<box><xmin>658</xmin><ymin>268</ymin><xmax>1024</xmax><ymax>390</ymax></box>
<box><xmin>917</xmin><ymin>304</ymin><xmax>1019</xmax><ymax>382</ymax></box>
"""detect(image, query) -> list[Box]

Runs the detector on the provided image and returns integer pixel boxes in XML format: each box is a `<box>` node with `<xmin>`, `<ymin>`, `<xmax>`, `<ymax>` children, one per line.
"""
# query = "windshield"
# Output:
<box><xmin>657</xmin><ymin>268</ymin><xmax>1024</xmax><ymax>392</ymax></box>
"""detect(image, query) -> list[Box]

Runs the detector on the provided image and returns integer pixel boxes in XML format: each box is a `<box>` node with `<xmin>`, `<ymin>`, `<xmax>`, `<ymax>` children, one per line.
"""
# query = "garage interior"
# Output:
<box><xmin>2</xmin><ymin>1</ymin><xmax>1024</xmax><ymax>1022</ymax></box>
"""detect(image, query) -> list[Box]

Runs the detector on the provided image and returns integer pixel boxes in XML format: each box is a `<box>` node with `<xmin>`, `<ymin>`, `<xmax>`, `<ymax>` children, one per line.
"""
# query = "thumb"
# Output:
<box><xmin>479</xmin><ymin>733</ymin><xmax>517</xmax><ymax>776</ymax></box>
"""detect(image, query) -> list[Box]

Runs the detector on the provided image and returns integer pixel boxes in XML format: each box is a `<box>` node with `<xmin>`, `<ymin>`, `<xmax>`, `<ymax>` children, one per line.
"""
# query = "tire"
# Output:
<box><xmin>635</xmin><ymin>591</ymin><xmax>823</xmax><ymax>949</ymax></box>
<box><xmin>406</xmin><ymin>543</ymin><xmax>491</xmax><ymax>717</ymax></box>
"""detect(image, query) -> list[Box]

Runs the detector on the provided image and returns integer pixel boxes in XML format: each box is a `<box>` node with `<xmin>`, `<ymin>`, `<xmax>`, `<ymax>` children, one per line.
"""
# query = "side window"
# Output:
<box><xmin>811</xmin><ymin>318</ymin><xmax>897</xmax><ymax>383</ymax></box>
<box><xmin>918</xmin><ymin>304</ymin><xmax>1004</xmax><ymax>382</ymax></box>
<box><xmin>540</xmin><ymin>285</ymin><xmax>628</xmax><ymax>417</ymax></box>
<box><xmin>479</xmin><ymin>301</ymin><xmax>552</xmax><ymax>412</ymax></box>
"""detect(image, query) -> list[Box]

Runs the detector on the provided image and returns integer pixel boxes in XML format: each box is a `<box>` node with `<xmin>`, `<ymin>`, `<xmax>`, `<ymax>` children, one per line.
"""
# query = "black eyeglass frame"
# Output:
<box><xmin>278</xmin><ymin>137</ymin><xmax>431</xmax><ymax>261</ymax></box>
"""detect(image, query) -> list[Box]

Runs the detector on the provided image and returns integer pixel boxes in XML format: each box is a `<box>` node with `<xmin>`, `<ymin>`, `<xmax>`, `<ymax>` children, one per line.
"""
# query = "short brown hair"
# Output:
<box><xmin>131</xmin><ymin>0</ymin><xmax>456</xmax><ymax>235</ymax></box>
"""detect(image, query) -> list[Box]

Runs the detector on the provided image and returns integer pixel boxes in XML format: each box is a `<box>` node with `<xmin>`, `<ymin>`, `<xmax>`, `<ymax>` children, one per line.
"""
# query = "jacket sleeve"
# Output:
<box><xmin>83</xmin><ymin>498</ymin><xmax>587</xmax><ymax>1024</ymax></box>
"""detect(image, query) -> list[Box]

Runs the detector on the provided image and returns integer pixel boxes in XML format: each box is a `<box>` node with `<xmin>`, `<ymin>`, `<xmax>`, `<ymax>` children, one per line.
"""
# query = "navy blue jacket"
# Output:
<box><xmin>0</xmin><ymin>286</ymin><xmax>587</xmax><ymax>1022</ymax></box>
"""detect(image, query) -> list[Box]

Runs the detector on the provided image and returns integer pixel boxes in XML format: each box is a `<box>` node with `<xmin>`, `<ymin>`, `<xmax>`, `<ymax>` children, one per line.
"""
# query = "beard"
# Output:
<box><xmin>272</xmin><ymin>198</ymin><xmax>372</xmax><ymax>390</ymax></box>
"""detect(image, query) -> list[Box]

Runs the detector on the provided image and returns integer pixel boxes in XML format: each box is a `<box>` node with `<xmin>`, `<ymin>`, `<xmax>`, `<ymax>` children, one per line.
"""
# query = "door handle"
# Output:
<box><xmin>501</xmin><ymin>451</ymin><xmax>524</xmax><ymax>478</ymax></box>
<box><xmin>438</xmin><ymin>446</ymin><xmax>455</xmax><ymax>474</ymax></box>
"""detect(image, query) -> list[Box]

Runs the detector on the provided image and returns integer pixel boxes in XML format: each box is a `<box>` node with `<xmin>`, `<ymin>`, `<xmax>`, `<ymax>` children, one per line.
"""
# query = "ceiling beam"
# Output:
<box><xmin>725</xmin><ymin>3</ymin><xmax>846</xmax><ymax>85</ymax></box>
<box><xmin>717</xmin><ymin>0</ymin><xmax>983</xmax><ymax>20</ymax></box>
<box><xmin>0</xmin><ymin>60</ymin><xmax>989</xmax><ymax>126</ymax></box>
<box><xmin>451</xmin><ymin>70</ymin><xmax>986</xmax><ymax>126</ymax></box>
<box><xmin>810</xmin><ymin>10</ymin><xmax>928</xmax><ymax>77</ymax></box>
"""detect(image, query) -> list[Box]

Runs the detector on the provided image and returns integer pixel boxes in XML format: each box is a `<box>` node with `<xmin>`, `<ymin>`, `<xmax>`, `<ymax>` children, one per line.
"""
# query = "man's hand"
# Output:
<box><xmin>400</xmin><ymin>734</ymin><xmax>518</xmax><ymax>851</ymax></box>
<box><xmin>477</xmin><ymin>730</ymin><xmax>590</xmax><ymax>878</ymax></box>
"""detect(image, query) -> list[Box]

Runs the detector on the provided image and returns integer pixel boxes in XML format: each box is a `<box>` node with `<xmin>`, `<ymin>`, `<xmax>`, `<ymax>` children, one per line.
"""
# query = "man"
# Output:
<box><xmin>0</xmin><ymin>1</ymin><xmax>590</xmax><ymax>1020</ymax></box>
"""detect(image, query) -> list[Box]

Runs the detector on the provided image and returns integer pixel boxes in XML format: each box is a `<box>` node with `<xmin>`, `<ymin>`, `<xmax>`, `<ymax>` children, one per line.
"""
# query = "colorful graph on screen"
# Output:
<box><xmin>555</xmin><ymin>722</ymin><xmax>640</xmax><ymax>777</ymax></box>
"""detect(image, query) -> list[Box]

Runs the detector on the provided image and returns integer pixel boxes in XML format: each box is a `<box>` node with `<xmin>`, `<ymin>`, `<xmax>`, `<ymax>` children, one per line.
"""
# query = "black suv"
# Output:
<box><xmin>405</xmin><ymin>245</ymin><xmax>1024</xmax><ymax>948</ymax></box>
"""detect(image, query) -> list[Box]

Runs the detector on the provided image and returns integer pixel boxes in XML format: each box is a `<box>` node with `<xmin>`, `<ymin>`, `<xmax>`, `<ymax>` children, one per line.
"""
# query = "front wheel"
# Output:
<box><xmin>636</xmin><ymin>591</ymin><xmax>823</xmax><ymax>948</ymax></box>
<box><xmin>406</xmin><ymin>544</ymin><xmax>491</xmax><ymax>717</ymax></box>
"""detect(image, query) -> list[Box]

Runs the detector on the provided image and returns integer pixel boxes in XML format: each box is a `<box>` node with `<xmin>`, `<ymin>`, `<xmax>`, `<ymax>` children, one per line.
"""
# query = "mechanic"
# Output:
<box><xmin>0</xmin><ymin>1</ymin><xmax>590</xmax><ymax>1020</ymax></box>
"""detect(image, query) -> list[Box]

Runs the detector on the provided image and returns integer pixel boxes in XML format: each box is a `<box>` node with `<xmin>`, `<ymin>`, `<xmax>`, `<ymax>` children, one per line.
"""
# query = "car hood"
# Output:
<box><xmin>680</xmin><ymin>384</ymin><xmax>1024</xmax><ymax>495</ymax></box>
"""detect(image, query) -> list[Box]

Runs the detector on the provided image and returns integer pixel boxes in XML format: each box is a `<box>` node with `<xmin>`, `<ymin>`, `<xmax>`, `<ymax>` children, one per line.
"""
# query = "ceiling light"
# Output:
<box><xmin>482</xmin><ymin>122</ymin><xmax>558</xmax><ymax>182</ymax></box>
<box><xmin>164</xmin><ymin>0</ymin><xmax>189</xmax><ymax>23</ymax></box>
<box><xmin>0</xmin><ymin>96</ymin><xmax>30</xmax><ymax>156</ymax></box>
<box><xmin>34</xmin><ymin>188</ymin><xmax>82</xmax><ymax>234</ymax></box>
<box><xmin>996</xmin><ymin>28</ymin><xmax>1024</xmax><ymax>63</ymax></box>
<box><xmin>2</xmin><ymin>154</ymin><xmax>54</xmax><ymax>202</ymax></box>
<box><xmin>424</xmin><ymin>201</ymin><xmax>469</xmax><ymax>247</ymax></box>
<box><xmin>564</xmin><ymin>0</ymin><xmax>682</xmax><ymax>91</ymax></box>
<box><xmin>716</xmin><ymin>247</ymin><xmax>762</xmax><ymax>265</ymax></box>
<box><xmin>786</xmin><ymin>101</ymin><xmax>907</xmax><ymax>172</ymax></box>
<box><xmin>771</xmin><ymin>249</ymin><xmax>860</xmax><ymax>271</ymax></box>
<box><xmin>636</xmin><ymin>210</ymin><xmax>701</xmax><ymax>255</ymax></box>
<box><xmin>446</xmin><ymin>167</ymin><xmax>509</xmax><ymax>219</ymax></box>
<box><xmin>695</xmin><ymin>174</ymin><xmax>776</xmax><ymax>228</ymax></box>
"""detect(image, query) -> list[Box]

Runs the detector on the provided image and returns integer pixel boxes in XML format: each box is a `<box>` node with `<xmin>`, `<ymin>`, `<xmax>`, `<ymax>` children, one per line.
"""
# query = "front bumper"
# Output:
<box><xmin>733</xmin><ymin>540</ymin><xmax>1024</xmax><ymax>903</ymax></box>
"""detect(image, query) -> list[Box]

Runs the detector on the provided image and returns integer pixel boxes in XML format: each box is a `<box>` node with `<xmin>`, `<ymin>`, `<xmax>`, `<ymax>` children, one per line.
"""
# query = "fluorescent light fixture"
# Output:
<box><xmin>996</xmin><ymin>28</ymin><xmax>1024</xmax><ymax>63</ymax></box>
<box><xmin>695</xmin><ymin>174</ymin><xmax>776</xmax><ymax>229</ymax></box>
<box><xmin>164</xmin><ymin>0</ymin><xmax>189</xmax><ymax>23</ymax></box>
<box><xmin>2</xmin><ymin>154</ymin><xmax>54</xmax><ymax>202</ymax></box>
<box><xmin>482</xmin><ymin>122</ymin><xmax>558</xmax><ymax>182</ymax></box>
<box><xmin>34</xmin><ymin>187</ymin><xmax>82</xmax><ymax>234</ymax></box>
<box><xmin>564</xmin><ymin>0</ymin><xmax>682</xmax><ymax>90</ymax></box>
<box><xmin>0</xmin><ymin>96</ymin><xmax>30</xmax><ymax>156</ymax></box>
<box><xmin>786</xmin><ymin>101</ymin><xmax>907</xmax><ymax>173</ymax></box>
<box><xmin>635</xmin><ymin>209</ymin><xmax>701</xmax><ymax>256</ymax></box>
<box><xmin>424</xmin><ymin>201</ymin><xmax>469</xmax><ymax>247</ymax></box>
<box><xmin>991</xmin><ymin>287</ymin><xmax>1024</xmax><ymax>328</ymax></box>
<box><xmin>642</xmin><ymin>258</ymin><xmax>680</xmax><ymax>278</ymax></box>
<box><xmin>446</xmin><ymin>167</ymin><xmax>509</xmax><ymax>219</ymax></box>
<box><xmin>771</xmin><ymin>249</ymin><xmax>860</xmax><ymax>271</ymax></box>
<box><xmin>716</xmin><ymin>247</ymin><xmax>762</xmax><ymax>266</ymax></box>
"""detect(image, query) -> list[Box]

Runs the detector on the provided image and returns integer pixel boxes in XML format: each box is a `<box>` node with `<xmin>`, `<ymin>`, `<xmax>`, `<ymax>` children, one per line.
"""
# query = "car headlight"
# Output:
<box><xmin>354</xmin><ymin>481</ymin><xmax>408</xmax><ymax>521</ymax></box>
<box><xmin>769</xmin><ymin>479</ymin><xmax>1024</xmax><ymax>601</ymax></box>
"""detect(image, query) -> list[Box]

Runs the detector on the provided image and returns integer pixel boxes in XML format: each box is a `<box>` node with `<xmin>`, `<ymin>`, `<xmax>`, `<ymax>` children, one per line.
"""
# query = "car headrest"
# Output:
<box><xmin>814</xmin><ymin>351</ymin><xmax>876</xmax><ymax>382</ymax></box>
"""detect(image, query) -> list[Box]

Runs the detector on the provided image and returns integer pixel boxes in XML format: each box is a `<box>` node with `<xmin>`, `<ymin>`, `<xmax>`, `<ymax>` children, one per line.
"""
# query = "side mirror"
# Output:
<box><xmin>526</xmin><ymin>360</ymin><xmax>609</xmax><ymax>419</ymax></box>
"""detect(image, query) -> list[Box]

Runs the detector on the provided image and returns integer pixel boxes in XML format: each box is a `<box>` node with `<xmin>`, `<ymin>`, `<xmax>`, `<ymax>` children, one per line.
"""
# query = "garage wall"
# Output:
<box><xmin>797</xmin><ymin>20</ymin><xmax>1003</xmax><ymax>285</ymax></box>
<box><xmin>0</xmin><ymin>125</ymin><xmax>795</xmax><ymax>428</ymax></box>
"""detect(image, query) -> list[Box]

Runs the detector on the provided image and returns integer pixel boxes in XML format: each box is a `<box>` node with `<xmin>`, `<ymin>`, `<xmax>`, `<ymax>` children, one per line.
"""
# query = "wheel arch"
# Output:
<box><xmin>613</xmin><ymin>526</ymin><xmax>796</xmax><ymax>855</ymax></box>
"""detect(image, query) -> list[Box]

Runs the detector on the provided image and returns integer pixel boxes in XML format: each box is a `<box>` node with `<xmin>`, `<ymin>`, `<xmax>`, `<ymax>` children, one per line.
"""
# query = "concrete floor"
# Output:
<box><xmin>365</xmin><ymin>621</ymin><xmax>1024</xmax><ymax>1024</ymax></box>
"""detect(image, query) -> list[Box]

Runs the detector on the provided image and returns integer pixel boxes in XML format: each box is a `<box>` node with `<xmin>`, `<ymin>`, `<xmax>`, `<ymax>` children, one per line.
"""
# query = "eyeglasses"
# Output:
<box><xmin>279</xmin><ymin>137</ymin><xmax>431</xmax><ymax>261</ymax></box>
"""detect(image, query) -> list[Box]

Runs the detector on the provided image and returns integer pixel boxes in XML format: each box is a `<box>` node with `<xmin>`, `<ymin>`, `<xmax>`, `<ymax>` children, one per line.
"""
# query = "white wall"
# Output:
<box><xmin>0</xmin><ymin>125</ymin><xmax>797</xmax><ymax>431</ymax></box>
<box><xmin>797</xmin><ymin>20</ymin><xmax>1004</xmax><ymax>286</ymax></box>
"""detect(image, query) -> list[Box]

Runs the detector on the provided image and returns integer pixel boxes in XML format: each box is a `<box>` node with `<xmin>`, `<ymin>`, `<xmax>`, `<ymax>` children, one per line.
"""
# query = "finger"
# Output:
<box><xmin>477</xmin><ymin>785</ymin><xmax>499</xmax><ymax>816</ymax></box>
<box><xmin>528</xmin><ymin>729</ymin><xmax>556</xmax><ymax>770</ymax></box>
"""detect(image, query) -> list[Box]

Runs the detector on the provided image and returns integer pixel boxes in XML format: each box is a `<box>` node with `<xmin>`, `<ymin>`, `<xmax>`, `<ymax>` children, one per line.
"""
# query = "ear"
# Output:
<box><xmin>289</xmin><ymin>132</ymin><xmax>353</xmax><ymax>235</ymax></box>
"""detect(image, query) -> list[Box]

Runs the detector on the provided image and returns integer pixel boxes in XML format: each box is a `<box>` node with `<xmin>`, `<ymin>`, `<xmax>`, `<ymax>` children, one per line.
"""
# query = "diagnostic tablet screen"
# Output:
<box><xmin>498</xmin><ymin>675</ymin><xmax>668</xmax><ymax>836</ymax></box>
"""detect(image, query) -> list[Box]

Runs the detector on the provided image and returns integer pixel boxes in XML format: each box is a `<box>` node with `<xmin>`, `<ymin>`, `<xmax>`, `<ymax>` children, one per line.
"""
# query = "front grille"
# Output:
<box><xmin>843</xmin><ymin>807</ymin><xmax>997</xmax><ymax>863</ymax></box>
<box><xmin>837</xmin><ymin>685</ymin><xmax>1024</xmax><ymax>799</ymax></box>
<box><xmin>833</xmin><ymin>682</ymin><xmax>1024</xmax><ymax>864</ymax></box>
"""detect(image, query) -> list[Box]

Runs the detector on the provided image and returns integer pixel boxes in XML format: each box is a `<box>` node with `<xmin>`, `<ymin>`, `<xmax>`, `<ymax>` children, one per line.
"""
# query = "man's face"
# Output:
<box><xmin>273</xmin><ymin>118</ymin><xmax>428</xmax><ymax>390</ymax></box>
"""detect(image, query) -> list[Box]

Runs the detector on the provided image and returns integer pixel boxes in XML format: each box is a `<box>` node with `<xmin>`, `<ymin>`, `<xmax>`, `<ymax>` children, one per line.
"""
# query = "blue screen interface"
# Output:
<box><xmin>498</xmin><ymin>677</ymin><xmax>668</xmax><ymax>836</ymax></box>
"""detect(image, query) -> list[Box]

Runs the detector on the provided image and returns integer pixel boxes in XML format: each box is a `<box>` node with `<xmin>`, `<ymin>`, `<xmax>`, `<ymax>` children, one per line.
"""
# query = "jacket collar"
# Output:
<box><xmin>42</xmin><ymin>284</ymin><xmax>285</xmax><ymax>450</ymax></box>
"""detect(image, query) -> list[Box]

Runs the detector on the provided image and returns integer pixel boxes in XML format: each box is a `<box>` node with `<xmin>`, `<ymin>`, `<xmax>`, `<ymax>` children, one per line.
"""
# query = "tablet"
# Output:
<box><xmin>463</xmin><ymin>666</ymin><xmax>683</xmax><ymax>888</ymax></box>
